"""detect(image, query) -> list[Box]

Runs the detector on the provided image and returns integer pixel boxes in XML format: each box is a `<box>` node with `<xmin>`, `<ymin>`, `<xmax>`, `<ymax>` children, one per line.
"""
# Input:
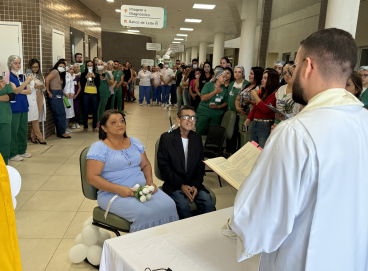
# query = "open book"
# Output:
<box><xmin>203</xmin><ymin>141</ymin><xmax>262</xmax><ymax>190</ymax></box>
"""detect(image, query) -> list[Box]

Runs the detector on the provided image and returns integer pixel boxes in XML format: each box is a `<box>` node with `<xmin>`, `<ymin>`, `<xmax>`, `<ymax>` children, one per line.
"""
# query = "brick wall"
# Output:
<box><xmin>0</xmin><ymin>0</ymin><xmax>101</xmax><ymax>138</ymax></box>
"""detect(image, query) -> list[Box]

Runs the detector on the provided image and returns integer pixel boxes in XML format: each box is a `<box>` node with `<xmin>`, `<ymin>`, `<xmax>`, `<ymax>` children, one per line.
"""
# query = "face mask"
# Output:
<box><xmin>193</xmin><ymin>64</ymin><xmax>198</xmax><ymax>69</ymax></box>
<box><xmin>58</xmin><ymin>67</ymin><xmax>65</xmax><ymax>73</ymax></box>
<box><xmin>97</xmin><ymin>66</ymin><xmax>103</xmax><ymax>71</ymax></box>
<box><xmin>195</xmin><ymin>74</ymin><xmax>199</xmax><ymax>78</ymax></box>
<box><xmin>88</xmin><ymin>67</ymin><xmax>93</xmax><ymax>73</ymax></box>
<box><xmin>165</xmin><ymin>65</ymin><xmax>169</xmax><ymax>68</ymax></box>
<box><xmin>12</xmin><ymin>70</ymin><xmax>20</xmax><ymax>76</ymax></box>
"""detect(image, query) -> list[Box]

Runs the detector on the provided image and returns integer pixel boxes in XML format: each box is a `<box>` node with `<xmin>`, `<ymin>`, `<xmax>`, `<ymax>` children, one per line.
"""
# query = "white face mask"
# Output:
<box><xmin>97</xmin><ymin>66</ymin><xmax>103</xmax><ymax>71</ymax></box>
<box><xmin>195</xmin><ymin>74</ymin><xmax>199</xmax><ymax>78</ymax></box>
<box><xmin>165</xmin><ymin>65</ymin><xmax>169</xmax><ymax>68</ymax></box>
<box><xmin>12</xmin><ymin>70</ymin><xmax>21</xmax><ymax>76</ymax></box>
<box><xmin>88</xmin><ymin>67</ymin><xmax>93</xmax><ymax>73</ymax></box>
<box><xmin>193</xmin><ymin>64</ymin><xmax>198</xmax><ymax>69</ymax></box>
<box><xmin>58</xmin><ymin>67</ymin><xmax>65</xmax><ymax>73</ymax></box>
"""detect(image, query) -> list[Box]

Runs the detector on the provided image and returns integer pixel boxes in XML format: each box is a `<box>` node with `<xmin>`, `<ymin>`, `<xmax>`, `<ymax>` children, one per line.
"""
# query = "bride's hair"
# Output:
<box><xmin>99</xmin><ymin>110</ymin><xmax>127</xmax><ymax>140</ymax></box>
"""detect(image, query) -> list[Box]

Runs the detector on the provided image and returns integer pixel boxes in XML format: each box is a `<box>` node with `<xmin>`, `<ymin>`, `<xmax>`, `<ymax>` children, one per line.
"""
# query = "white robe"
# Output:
<box><xmin>64</xmin><ymin>73</ymin><xmax>75</xmax><ymax>119</ymax></box>
<box><xmin>230</xmin><ymin>88</ymin><xmax>368</xmax><ymax>271</ymax></box>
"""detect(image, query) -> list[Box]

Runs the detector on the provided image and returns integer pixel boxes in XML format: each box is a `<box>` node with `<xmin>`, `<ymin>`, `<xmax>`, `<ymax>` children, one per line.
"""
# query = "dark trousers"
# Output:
<box><xmin>71</xmin><ymin>96</ymin><xmax>80</xmax><ymax>123</ymax></box>
<box><xmin>226</xmin><ymin>114</ymin><xmax>240</xmax><ymax>154</ymax></box>
<box><xmin>169</xmin><ymin>190</ymin><xmax>215</xmax><ymax>219</ymax></box>
<box><xmin>170</xmin><ymin>84</ymin><xmax>177</xmax><ymax>104</ymax></box>
<box><xmin>191</xmin><ymin>95</ymin><xmax>200</xmax><ymax>111</ymax></box>
<box><xmin>49</xmin><ymin>89</ymin><xmax>66</xmax><ymax>136</ymax></box>
<box><xmin>250</xmin><ymin>120</ymin><xmax>274</xmax><ymax>148</ymax></box>
<box><xmin>83</xmin><ymin>93</ymin><xmax>99</xmax><ymax>129</ymax></box>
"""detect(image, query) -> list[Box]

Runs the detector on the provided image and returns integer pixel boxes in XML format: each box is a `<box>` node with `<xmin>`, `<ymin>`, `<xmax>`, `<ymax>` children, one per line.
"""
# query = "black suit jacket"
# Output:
<box><xmin>157</xmin><ymin>128</ymin><xmax>208</xmax><ymax>195</ymax></box>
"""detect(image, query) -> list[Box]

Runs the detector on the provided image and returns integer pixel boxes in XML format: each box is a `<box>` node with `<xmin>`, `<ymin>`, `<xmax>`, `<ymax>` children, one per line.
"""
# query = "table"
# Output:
<box><xmin>99</xmin><ymin>207</ymin><xmax>260</xmax><ymax>271</ymax></box>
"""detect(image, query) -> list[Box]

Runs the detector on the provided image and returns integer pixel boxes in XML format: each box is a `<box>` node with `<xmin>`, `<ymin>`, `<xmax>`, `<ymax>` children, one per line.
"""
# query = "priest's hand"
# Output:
<box><xmin>181</xmin><ymin>184</ymin><xmax>194</xmax><ymax>202</ymax></box>
<box><xmin>271</xmin><ymin>123</ymin><xmax>278</xmax><ymax>133</ymax></box>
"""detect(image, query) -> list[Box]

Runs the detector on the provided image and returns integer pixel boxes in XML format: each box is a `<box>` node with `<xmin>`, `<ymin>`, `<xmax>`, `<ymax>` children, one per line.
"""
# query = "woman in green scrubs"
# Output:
<box><xmin>0</xmin><ymin>79</ymin><xmax>15</xmax><ymax>165</ymax></box>
<box><xmin>226</xmin><ymin>65</ymin><xmax>249</xmax><ymax>154</ymax></box>
<box><xmin>195</xmin><ymin>69</ymin><xmax>228</xmax><ymax>135</ymax></box>
<box><xmin>96</xmin><ymin>61</ymin><xmax>113</xmax><ymax>123</ymax></box>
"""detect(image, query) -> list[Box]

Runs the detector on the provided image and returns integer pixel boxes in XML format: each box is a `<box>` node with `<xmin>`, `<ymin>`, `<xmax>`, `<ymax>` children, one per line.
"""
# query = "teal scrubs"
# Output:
<box><xmin>361</xmin><ymin>89</ymin><xmax>368</xmax><ymax>109</ymax></box>
<box><xmin>111</xmin><ymin>70</ymin><xmax>124</xmax><ymax>111</ymax></box>
<box><xmin>0</xmin><ymin>84</ymin><xmax>14</xmax><ymax>164</ymax></box>
<box><xmin>96</xmin><ymin>71</ymin><xmax>112</xmax><ymax>122</ymax></box>
<box><xmin>195</xmin><ymin>82</ymin><xmax>228</xmax><ymax>135</ymax></box>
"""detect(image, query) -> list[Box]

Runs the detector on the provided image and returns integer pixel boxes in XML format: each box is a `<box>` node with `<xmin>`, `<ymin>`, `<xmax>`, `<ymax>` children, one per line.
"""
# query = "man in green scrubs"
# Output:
<box><xmin>96</xmin><ymin>66</ymin><xmax>113</xmax><ymax>122</ymax></box>
<box><xmin>75</xmin><ymin>53</ymin><xmax>85</xmax><ymax>73</ymax></box>
<box><xmin>358</xmin><ymin>66</ymin><xmax>368</xmax><ymax>109</ymax></box>
<box><xmin>111</xmin><ymin>61</ymin><xmax>124</xmax><ymax>111</ymax></box>
<box><xmin>195</xmin><ymin>69</ymin><xmax>229</xmax><ymax>135</ymax></box>
<box><xmin>0</xmin><ymin>81</ymin><xmax>15</xmax><ymax>165</ymax></box>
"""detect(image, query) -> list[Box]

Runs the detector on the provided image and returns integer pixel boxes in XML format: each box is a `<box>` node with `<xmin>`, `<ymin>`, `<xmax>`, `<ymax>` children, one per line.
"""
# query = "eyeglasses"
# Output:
<box><xmin>287</xmin><ymin>59</ymin><xmax>306</xmax><ymax>77</ymax></box>
<box><xmin>361</xmin><ymin>74</ymin><xmax>368</xmax><ymax>78</ymax></box>
<box><xmin>182</xmin><ymin>115</ymin><xmax>197</xmax><ymax>121</ymax></box>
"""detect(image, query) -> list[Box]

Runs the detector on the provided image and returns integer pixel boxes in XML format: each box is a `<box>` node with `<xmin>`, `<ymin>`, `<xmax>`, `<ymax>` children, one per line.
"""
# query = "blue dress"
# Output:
<box><xmin>87</xmin><ymin>138</ymin><xmax>179</xmax><ymax>232</ymax></box>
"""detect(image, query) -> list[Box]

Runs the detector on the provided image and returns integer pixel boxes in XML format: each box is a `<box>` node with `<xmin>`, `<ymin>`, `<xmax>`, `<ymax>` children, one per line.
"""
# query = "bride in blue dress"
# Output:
<box><xmin>86</xmin><ymin>110</ymin><xmax>179</xmax><ymax>232</ymax></box>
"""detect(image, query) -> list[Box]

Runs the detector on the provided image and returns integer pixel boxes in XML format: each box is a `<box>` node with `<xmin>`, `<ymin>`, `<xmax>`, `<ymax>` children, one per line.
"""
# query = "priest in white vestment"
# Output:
<box><xmin>229</xmin><ymin>28</ymin><xmax>368</xmax><ymax>271</ymax></box>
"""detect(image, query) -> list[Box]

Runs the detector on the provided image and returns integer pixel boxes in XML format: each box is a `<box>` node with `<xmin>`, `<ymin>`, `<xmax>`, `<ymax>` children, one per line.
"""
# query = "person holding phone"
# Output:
<box><xmin>64</xmin><ymin>65</ymin><xmax>75</xmax><ymax>134</ymax></box>
<box><xmin>80</xmin><ymin>60</ymin><xmax>100</xmax><ymax>132</ymax></box>
<box><xmin>0</xmin><ymin>78</ymin><xmax>15</xmax><ymax>164</ymax></box>
<box><xmin>71</xmin><ymin>64</ymin><xmax>82</xmax><ymax>129</ymax></box>
<box><xmin>27</xmin><ymin>59</ymin><xmax>47</xmax><ymax>144</ymax></box>
<box><xmin>7</xmin><ymin>55</ymin><xmax>33</xmax><ymax>162</ymax></box>
<box><xmin>195</xmin><ymin>69</ymin><xmax>229</xmax><ymax>135</ymax></box>
<box><xmin>96</xmin><ymin>61</ymin><xmax>113</xmax><ymax>124</ymax></box>
<box><xmin>46</xmin><ymin>59</ymin><xmax>70</xmax><ymax>139</ymax></box>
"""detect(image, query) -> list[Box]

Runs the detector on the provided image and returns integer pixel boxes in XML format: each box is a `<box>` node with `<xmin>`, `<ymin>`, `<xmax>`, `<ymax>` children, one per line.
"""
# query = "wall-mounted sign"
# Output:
<box><xmin>170</xmin><ymin>44</ymin><xmax>185</xmax><ymax>52</ymax></box>
<box><xmin>146</xmin><ymin>43</ymin><xmax>162</xmax><ymax>51</ymax></box>
<box><xmin>141</xmin><ymin>59</ymin><xmax>155</xmax><ymax>66</ymax></box>
<box><xmin>121</xmin><ymin>5</ymin><xmax>167</xmax><ymax>29</ymax></box>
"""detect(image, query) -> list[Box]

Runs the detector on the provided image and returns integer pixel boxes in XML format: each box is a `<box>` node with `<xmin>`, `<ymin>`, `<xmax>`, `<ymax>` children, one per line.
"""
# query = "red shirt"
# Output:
<box><xmin>247</xmin><ymin>92</ymin><xmax>276</xmax><ymax>121</ymax></box>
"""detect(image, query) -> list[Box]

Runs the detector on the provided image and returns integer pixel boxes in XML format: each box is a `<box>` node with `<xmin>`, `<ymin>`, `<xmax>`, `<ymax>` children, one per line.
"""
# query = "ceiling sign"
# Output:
<box><xmin>121</xmin><ymin>5</ymin><xmax>167</xmax><ymax>29</ymax></box>
<box><xmin>146</xmin><ymin>43</ymin><xmax>162</xmax><ymax>50</ymax></box>
<box><xmin>141</xmin><ymin>59</ymin><xmax>155</xmax><ymax>66</ymax></box>
<box><xmin>170</xmin><ymin>44</ymin><xmax>185</xmax><ymax>52</ymax></box>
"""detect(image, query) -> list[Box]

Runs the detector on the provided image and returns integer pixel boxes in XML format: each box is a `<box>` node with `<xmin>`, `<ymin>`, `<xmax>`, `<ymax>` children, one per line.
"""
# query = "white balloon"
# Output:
<box><xmin>81</xmin><ymin>225</ymin><xmax>99</xmax><ymax>246</ymax></box>
<box><xmin>74</xmin><ymin>233</ymin><xmax>83</xmax><ymax>245</ymax></box>
<box><xmin>69</xmin><ymin>244</ymin><xmax>88</xmax><ymax>263</ymax></box>
<box><xmin>99</xmin><ymin>229</ymin><xmax>111</xmax><ymax>243</ymax></box>
<box><xmin>96</xmin><ymin>240</ymin><xmax>104</xmax><ymax>248</ymax></box>
<box><xmin>12</xmin><ymin>197</ymin><xmax>17</xmax><ymax>210</ymax></box>
<box><xmin>87</xmin><ymin>245</ymin><xmax>103</xmax><ymax>266</ymax></box>
<box><xmin>6</xmin><ymin>166</ymin><xmax>21</xmax><ymax>197</ymax></box>
<box><xmin>83</xmin><ymin>216</ymin><xmax>93</xmax><ymax>228</ymax></box>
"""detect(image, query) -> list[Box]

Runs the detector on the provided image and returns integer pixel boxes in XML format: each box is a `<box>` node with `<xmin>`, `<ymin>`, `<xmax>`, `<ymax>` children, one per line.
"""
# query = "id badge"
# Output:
<box><xmin>230</xmin><ymin>91</ymin><xmax>234</xmax><ymax>96</ymax></box>
<box><xmin>56</xmin><ymin>95</ymin><xmax>62</xmax><ymax>98</ymax></box>
<box><xmin>215</xmin><ymin>98</ymin><xmax>221</xmax><ymax>102</ymax></box>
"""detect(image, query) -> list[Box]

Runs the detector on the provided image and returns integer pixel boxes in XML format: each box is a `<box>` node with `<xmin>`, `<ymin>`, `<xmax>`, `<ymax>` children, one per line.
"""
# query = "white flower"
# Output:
<box><xmin>146</xmin><ymin>194</ymin><xmax>151</xmax><ymax>201</ymax></box>
<box><xmin>132</xmin><ymin>184</ymin><xmax>140</xmax><ymax>190</ymax></box>
<box><xmin>142</xmin><ymin>188</ymin><xmax>149</xmax><ymax>194</ymax></box>
<box><xmin>139</xmin><ymin>191</ymin><xmax>143</xmax><ymax>195</ymax></box>
<box><xmin>140</xmin><ymin>195</ymin><xmax>146</xmax><ymax>202</ymax></box>
<box><xmin>149</xmin><ymin>185</ymin><xmax>154</xmax><ymax>192</ymax></box>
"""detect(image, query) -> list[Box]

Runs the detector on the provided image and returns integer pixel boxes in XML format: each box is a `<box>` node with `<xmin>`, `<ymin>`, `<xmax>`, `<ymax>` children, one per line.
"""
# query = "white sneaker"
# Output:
<box><xmin>166</xmin><ymin>104</ymin><xmax>170</xmax><ymax>108</ymax></box>
<box><xmin>139</xmin><ymin>104</ymin><xmax>142</xmax><ymax>106</ymax></box>
<box><xmin>71</xmin><ymin>123</ymin><xmax>77</xmax><ymax>129</ymax></box>
<box><xmin>158</xmin><ymin>102</ymin><xmax>161</xmax><ymax>106</ymax></box>
<box><xmin>19</xmin><ymin>153</ymin><xmax>32</xmax><ymax>158</ymax></box>
<box><xmin>76</xmin><ymin>124</ymin><xmax>81</xmax><ymax>129</ymax></box>
<box><xmin>67</xmin><ymin>128</ymin><xmax>73</xmax><ymax>133</ymax></box>
<box><xmin>161</xmin><ymin>103</ymin><xmax>165</xmax><ymax>107</ymax></box>
<box><xmin>65</xmin><ymin>131</ymin><xmax>70</xmax><ymax>134</ymax></box>
<box><xmin>147</xmin><ymin>104</ymin><xmax>150</xmax><ymax>106</ymax></box>
<box><xmin>10</xmin><ymin>155</ymin><xmax>24</xmax><ymax>162</ymax></box>
<box><xmin>152</xmin><ymin>102</ymin><xmax>155</xmax><ymax>106</ymax></box>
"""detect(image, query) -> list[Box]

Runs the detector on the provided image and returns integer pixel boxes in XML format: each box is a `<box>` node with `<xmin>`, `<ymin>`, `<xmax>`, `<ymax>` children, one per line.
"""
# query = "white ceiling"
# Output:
<box><xmin>79</xmin><ymin>0</ymin><xmax>240</xmax><ymax>56</ymax></box>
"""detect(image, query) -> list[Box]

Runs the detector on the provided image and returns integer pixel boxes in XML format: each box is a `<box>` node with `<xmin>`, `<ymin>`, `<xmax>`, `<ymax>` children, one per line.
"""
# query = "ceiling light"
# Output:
<box><xmin>174</xmin><ymin>38</ymin><xmax>184</xmax><ymax>40</ymax></box>
<box><xmin>115</xmin><ymin>9</ymin><xmax>121</xmax><ymax>12</ymax></box>
<box><xmin>180</xmin><ymin>28</ymin><xmax>193</xmax><ymax>31</ymax></box>
<box><xmin>128</xmin><ymin>30</ymin><xmax>140</xmax><ymax>33</ymax></box>
<box><xmin>107</xmin><ymin>0</ymin><xmax>114</xmax><ymax>2</ymax></box>
<box><xmin>185</xmin><ymin>19</ymin><xmax>202</xmax><ymax>23</ymax></box>
<box><xmin>176</xmin><ymin>34</ymin><xmax>188</xmax><ymax>37</ymax></box>
<box><xmin>172</xmin><ymin>42</ymin><xmax>181</xmax><ymax>44</ymax></box>
<box><xmin>193</xmin><ymin>4</ymin><xmax>216</xmax><ymax>9</ymax></box>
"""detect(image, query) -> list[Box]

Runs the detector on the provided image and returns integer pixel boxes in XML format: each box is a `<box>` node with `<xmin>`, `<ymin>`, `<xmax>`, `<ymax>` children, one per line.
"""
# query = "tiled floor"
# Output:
<box><xmin>11</xmin><ymin>100</ymin><xmax>237</xmax><ymax>271</ymax></box>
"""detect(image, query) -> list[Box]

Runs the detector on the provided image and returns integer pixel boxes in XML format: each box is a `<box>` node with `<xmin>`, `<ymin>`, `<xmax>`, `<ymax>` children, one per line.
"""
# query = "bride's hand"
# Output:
<box><xmin>148</xmin><ymin>183</ymin><xmax>158</xmax><ymax>194</ymax></box>
<box><xmin>117</xmin><ymin>186</ymin><xmax>135</xmax><ymax>197</ymax></box>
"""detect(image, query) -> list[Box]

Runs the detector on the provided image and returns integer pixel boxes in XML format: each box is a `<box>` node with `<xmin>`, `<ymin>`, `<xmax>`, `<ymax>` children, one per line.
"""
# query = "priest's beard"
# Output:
<box><xmin>292</xmin><ymin>68</ymin><xmax>308</xmax><ymax>106</ymax></box>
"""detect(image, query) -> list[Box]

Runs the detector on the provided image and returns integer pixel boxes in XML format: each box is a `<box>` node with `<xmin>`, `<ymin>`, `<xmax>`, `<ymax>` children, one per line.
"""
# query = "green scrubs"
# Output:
<box><xmin>195</xmin><ymin>82</ymin><xmax>228</xmax><ymax>135</ymax></box>
<box><xmin>0</xmin><ymin>84</ymin><xmax>14</xmax><ymax>164</ymax></box>
<box><xmin>361</xmin><ymin>89</ymin><xmax>368</xmax><ymax>109</ymax></box>
<box><xmin>10</xmin><ymin>112</ymin><xmax>28</xmax><ymax>159</ymax></box>
<box><xmin>96</xmin><ymin>71</ymin><xmax>112</xmax><ymax>122</ymax></box>
<box><xmin>226</xmin><ymin>80</ymin><xmax>248</xmax><ymax>153</ymax></box>
<box><xmin>111</xmin><ymin>70</ymin><xmax>124</xmax><ymax>111</ymax></box>
<box><xmin>80</xmin><ymin>63</ymin><xmax>86</xmax><ymax>73</ymax></box>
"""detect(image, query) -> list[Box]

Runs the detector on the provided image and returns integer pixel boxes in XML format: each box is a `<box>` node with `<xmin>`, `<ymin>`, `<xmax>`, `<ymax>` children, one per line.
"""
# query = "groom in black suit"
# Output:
<box><xmin>157</xmin><ymin>105</ymin><xmax>215</xmax><ymax>219</ymax></box>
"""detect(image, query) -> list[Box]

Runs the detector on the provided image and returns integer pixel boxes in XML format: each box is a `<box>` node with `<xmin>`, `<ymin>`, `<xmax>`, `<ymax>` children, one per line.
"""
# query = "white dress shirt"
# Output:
<box><xmin>160</xmin><ymin>68</ymin><xmax>174</xmax><ymax>86</ymax></box>
<box><xmin>137</xmin><ymin>70</ymin><xmax>152</xmax><ymax>86</ymax></box>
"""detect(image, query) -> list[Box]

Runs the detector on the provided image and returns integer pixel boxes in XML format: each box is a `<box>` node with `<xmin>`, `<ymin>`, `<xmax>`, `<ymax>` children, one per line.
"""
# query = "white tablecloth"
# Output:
<box><xmin>99</xmin><ymin>207</ymin><xmax>260</xmax><ymax>271</ymax></box>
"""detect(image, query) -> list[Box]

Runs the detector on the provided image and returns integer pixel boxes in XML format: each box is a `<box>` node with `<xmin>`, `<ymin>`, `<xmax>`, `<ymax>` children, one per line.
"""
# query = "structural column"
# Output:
<box><xmin>191</xmin><ymin>46</ymin><xmax>198</xmax><ymax>61</ymax></box>
<box><xmin>181</xmin><ymin>52</ymin><xmax>185</xmax><ymax>62</ymax></box>
<box><xmin>212</xmin><ymin>33</ymin><xmax>225</xmax><ymax>68</ymax></box>
<box><xmin>186</xmin><ymin>49</ymin><xmax>191</xmax><ymax>65</ymax></box>
<box><xmin>238</xmin><ymin>0</ymin><xmax>258</xmax><ymax>75</ymax></box>
<box><xmin>325</xmin><ymin>0</ymin><xmax>360</xmax><ymax>37</ymax></box>
<box><xmin>199</xmin><ymin>41</ymin><xmax>207</xmax><ymax>64</ymax></box>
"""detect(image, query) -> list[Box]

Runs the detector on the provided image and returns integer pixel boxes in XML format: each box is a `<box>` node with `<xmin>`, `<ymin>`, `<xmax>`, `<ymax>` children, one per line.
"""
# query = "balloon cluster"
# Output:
<box><xmin>69</xmin><ymin>216</ymin><xmax>111</xmax><ymax>266</ymax></box>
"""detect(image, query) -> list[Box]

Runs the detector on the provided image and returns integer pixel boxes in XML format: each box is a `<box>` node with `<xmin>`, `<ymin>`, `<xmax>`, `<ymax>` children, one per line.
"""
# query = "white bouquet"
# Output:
<box><xmin>132</xmin><ymin>184</ymin><xmax>155</xmax><ymax>202</ymax></box>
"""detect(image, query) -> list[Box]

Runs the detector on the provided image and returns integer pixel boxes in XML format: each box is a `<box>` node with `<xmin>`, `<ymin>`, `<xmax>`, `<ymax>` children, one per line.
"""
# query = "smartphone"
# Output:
<box><xmin>88</xmin><ymin>67</ymin><xmax>93</xmax><ymax>73</ymax></box>
<box><xmin>26</xmin><ymin>69</ymin><xmax>32</xmax><ymax>77</ymax></box>
<box><xmin>2</xmin><ymin>71</ymin><xmax>10</xmax><ymax>84</ymax></box>
<box><xmin>242</xmin><ymin>125</ymin><xmax>249</xmax><ymax>133</ymax></box>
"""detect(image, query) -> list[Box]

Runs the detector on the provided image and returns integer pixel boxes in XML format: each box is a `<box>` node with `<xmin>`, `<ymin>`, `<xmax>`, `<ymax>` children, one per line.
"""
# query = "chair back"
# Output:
<box><xmin>154</xmin><ymin>139</ymin><xmax>163</xmax><ymax>181</ymax></box>
<box><xmin>221</xmin><ymin>111</ymin><xmax>237</xmax><ymax>140</ymax></box>
<box><xmin>80</xmin><ymin>147</ymin><xmax>98</xmax><ymax>200</ymax></box>
<box><xmin>204</xmin><ymin>125</ymin><xmax>226</xmax><ymax>153</ymax></box>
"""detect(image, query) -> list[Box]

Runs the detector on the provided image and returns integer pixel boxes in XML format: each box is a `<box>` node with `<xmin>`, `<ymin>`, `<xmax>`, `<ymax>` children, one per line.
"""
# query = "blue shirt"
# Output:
<box><xmin>9</xmin><ymin>73</ymin><xmax>29</xmax><ymax>113</ymax></box>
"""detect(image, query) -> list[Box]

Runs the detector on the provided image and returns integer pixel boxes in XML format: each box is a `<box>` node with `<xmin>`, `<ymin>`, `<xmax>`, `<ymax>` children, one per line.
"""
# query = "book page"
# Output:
<box><xmin>228</xmin><ymin>142</ymin><xmax>261</xmax><ymax>178</ymax></box>
<box><xmin>206</xmin><ymin>158</ymin><xmax>245</xmax><ymax>187</ymax></box>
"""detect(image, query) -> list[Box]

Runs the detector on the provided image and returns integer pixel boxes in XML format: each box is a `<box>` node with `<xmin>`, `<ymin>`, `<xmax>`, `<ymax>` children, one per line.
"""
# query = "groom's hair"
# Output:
<box><xmin>299</xmin><ymin>28</ymin><xmax>357</xmax><ymax>84</ymax></box>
